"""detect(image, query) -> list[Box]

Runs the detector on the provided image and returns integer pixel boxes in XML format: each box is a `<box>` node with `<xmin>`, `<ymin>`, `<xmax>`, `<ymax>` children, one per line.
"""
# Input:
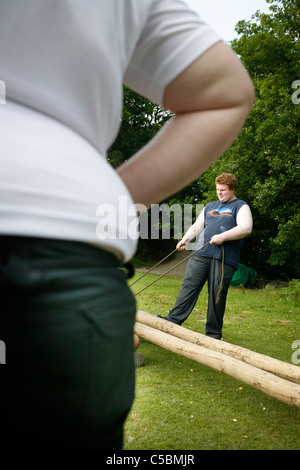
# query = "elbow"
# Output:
<box><xmin>245</xmin><ymin>224</ymin><xmax>253</xmax><ymax>237</ymax></box>
<box><xmin>239</xmin><ymin>222</ymin><xmax>253</xmax><ymax>238</ymax></box>
<box><xmin>240</xmin><ymin>74</ymin><xmax>255</xmax><ymax>118</ymax></box>
<box><xmin>222</xmin><ymin>48</ymin><xmax>255</xmax><ymax>120</ymax></box>
<box><xmin>229</xmin><ymin>65</ymin><xmax>255</xmax><ymax>123</ymax></box>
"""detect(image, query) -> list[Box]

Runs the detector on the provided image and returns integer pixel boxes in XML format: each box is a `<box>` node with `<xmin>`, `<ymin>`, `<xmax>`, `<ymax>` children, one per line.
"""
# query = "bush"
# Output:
<box><xmin>282</xmin><ymin>279</ymin><xmax>300</xmax><ymax>302</ymax></box>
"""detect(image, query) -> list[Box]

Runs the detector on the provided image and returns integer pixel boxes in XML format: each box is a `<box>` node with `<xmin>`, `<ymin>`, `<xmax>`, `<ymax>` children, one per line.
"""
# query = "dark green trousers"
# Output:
<box><xmin>0</xmin><ymin>236</ymin><xmax>136</xmax><ymax>450</ymax></box>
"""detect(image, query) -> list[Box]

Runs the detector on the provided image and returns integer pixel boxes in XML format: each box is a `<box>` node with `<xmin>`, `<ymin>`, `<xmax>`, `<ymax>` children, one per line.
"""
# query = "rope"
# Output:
<box><xmin>129</xmin><ymin>248</ymin><xmax>178</xmax><ymax>287</ymax></box>
<box><xmin>216</xmin><ymin>245</ymin><xmax>224</xmax><ymax>304</ymax></box>
<box><xmin>132</xmin><ymin>242</ymin><xmax>225</xmax><ymax>303</ymax></box>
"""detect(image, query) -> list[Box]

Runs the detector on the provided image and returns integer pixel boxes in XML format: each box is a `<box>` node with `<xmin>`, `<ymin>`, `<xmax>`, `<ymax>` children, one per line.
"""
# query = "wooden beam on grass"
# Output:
<box><xmin>136</xmin><ymin>310</ymin><xmax>300</xmax><ymax>385</ymax></box>
<box><xmin>134</xmin><ymin>322</ymin><xmax>300</xmax><ymax>409</ymax></box>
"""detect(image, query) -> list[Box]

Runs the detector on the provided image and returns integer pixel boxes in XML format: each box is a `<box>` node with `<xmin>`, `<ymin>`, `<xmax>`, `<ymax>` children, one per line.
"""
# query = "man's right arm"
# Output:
<box><xmin>177</xmin><ymin>208</ymin><xmax>205</xmax><ymax>250</ymax></box>
<box><xmin>117</xmin><ymin>42</ymin><xmax>254</xmax><ymax>208</ymax></box>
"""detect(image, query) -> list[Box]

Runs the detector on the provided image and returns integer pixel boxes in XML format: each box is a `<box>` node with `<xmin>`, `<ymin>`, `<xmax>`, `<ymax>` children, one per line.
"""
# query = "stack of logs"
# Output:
<box><xmin>135</xmin><ymin>310</ymin><xmax>300</xmax><ymax>409</ymax></box>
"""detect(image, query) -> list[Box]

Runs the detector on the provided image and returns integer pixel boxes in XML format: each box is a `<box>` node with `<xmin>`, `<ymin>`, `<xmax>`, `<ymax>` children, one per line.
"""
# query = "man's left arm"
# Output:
<box><xmin>210</xmin><ymin>204</ymin><xmax>253</xmax><ymax>245</ymax></box>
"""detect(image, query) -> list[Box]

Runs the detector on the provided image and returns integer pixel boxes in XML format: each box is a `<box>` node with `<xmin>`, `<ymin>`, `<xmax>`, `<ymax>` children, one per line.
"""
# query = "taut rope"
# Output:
<box><xmin>129</xmin><ymin>248</ymin><xmax>178</xmax><ymax>288</ymax></box>
<box><xmin>132</xmin><ymin>242</ymin><xmax>225</xmax><ymax>303</ymax></box>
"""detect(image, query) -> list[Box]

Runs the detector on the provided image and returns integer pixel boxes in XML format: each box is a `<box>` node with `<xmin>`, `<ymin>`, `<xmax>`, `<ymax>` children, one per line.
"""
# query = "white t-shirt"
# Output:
<box><xmin>0</xmin><ymin>0</ymin><xmax>221</xmax><ymax>261</ymax></box>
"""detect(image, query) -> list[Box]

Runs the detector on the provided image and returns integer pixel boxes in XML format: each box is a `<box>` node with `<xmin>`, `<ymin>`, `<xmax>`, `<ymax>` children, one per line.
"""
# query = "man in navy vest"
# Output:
<box><xmin>159</xmin><ymin>173</ymin><xmax>253</xmax><ymax>339</ymax></box>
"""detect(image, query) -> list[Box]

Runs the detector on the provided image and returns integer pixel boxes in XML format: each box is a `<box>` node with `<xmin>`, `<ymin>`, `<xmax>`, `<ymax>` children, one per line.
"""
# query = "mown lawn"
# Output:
<box><xmin>124</xmin><ymin>273</ymin><xmax>300</xmax><ymax>450</ymax></box>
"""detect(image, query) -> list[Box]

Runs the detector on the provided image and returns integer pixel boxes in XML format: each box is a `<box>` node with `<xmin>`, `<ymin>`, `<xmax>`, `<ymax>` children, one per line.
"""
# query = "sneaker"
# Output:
<box><xmin>134</xmin><ymin>352</ymin><xmax>144</xmax><ymax>368</ymax></box>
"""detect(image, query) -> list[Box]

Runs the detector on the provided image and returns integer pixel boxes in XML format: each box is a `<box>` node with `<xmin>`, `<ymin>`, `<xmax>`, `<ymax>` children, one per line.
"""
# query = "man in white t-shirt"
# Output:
<box><xmin>0</xmin><ymin>0</ymin><xmax>254</xmax><ymax>450</ymax></box>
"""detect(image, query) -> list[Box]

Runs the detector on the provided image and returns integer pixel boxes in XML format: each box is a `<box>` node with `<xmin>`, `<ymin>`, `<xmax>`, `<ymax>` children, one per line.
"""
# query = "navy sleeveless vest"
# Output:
<box><xmin>194</xmin><ymin>198</ymin><xmax>247</xmax><ymax>268</ymax></box>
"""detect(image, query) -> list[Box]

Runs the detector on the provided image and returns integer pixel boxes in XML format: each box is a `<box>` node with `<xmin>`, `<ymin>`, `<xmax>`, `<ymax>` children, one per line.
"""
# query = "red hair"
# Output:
<box><xmin>215</xmin><ymin>173</ymin><xmax>237</xmax><ymax>190</ymax></box>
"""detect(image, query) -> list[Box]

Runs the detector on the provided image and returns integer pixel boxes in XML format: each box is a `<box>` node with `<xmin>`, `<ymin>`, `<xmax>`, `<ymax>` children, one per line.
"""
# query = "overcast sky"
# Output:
<box><xmin>184</xmin><ymin>0</ymin><xmax>271</xmax><ymax>42</ymax></box>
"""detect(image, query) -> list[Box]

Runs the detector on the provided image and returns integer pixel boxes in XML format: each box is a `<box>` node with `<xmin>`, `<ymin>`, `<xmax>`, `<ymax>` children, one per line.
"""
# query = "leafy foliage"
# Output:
<box><xmin>110</xmin><ymin>0</ymin><xmax>300</xmax><ymax>280</ymax></box>
<box><xmin>108</xmin><ymin>87</ymin><xmax>172</xmax><ymax>167</ymax></box>
<box><xmin>196</xmin><ymin>0</ymin><xmax>300</xmax><ymax>279</ymax></box>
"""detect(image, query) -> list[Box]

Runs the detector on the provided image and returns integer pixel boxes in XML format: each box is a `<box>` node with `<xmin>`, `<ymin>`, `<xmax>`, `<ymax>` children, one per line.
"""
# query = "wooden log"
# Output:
<box><xmin>136</xmin><ymin>310</ymin><xmax>300</xmax><ymax>385</ymax></box>
<box><xmin>134</xmin><ymin>322</ymin><xmax>300</xmax><ymax>409</ymax></box>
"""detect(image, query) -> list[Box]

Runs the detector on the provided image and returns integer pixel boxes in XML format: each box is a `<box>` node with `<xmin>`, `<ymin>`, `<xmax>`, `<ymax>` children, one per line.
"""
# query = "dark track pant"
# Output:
<box><xmin>0</xmin><ymin>236</ymin><xmax>136</xmax><ymax>450</ymax></box>
<box><xmin>165</xmin><ymin>256</ymin><xmax>236</xmax><ymax>339</ymax></box>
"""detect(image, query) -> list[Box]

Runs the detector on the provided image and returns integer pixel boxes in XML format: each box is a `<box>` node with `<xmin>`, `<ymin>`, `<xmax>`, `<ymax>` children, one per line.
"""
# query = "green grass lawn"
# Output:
<box><xmin>124</xmin><ymin>273</ymin><xmax>300</xmax><ymax>450</ymax></box>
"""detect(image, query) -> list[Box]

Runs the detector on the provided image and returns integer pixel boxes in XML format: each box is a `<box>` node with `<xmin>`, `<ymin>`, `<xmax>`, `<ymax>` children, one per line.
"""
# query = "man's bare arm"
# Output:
<box><xmin>177</xmin><ymin>209</ymin><xmax>205</xmax><ymax>250</ymax></box>
<box><xmin>117</xmin><ymin>42</ymin><xmax>254</xmax><ymax>208</ymax></box>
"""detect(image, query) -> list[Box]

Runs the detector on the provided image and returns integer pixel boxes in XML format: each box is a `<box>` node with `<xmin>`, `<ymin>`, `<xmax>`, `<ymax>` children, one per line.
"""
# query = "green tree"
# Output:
<box><xmin>110</xmin><ymin>1</ymin><xmax>300</xmax><ymax>278</ymax></box>
<box><xmin>108</xmin><ymin>86</ymin><xmax>172</xmax><ymax>168</ymax></box>
<box><xmin>202</xmin><ymin>0</ymin><xmax>300</xmax><ymax>279</ymax></box>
